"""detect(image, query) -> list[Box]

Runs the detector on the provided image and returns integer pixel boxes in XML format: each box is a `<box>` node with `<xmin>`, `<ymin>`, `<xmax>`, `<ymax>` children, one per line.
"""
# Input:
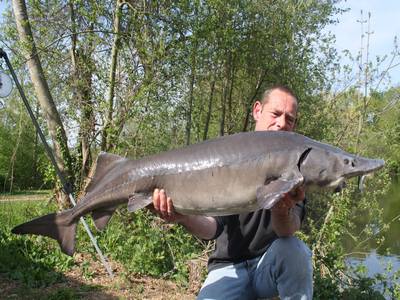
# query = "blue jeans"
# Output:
<box><xmin>197</xmin><ymin>237</ymin><xmax>313</xmax><ymax>300</ymax></box>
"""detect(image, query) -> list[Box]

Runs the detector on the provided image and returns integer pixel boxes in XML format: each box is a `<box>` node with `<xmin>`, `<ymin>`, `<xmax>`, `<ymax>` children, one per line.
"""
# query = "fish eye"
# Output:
<box><xmin>344</xmin><ymin>159</ymin><xmax>349</xmax><ymax>165</ymax></box>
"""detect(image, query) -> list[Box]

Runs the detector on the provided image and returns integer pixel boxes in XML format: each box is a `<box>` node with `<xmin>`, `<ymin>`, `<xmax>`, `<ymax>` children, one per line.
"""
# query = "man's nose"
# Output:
<box><xmin>276</xmin><ymin>115</ymin><xmax>287</xmax><ymax>129</ymax></box>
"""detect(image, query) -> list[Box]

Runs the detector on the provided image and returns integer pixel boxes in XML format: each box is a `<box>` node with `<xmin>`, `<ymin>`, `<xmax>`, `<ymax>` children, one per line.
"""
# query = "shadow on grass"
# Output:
<box><xmin>0</xmin><ymin>232</ymin><xmax>119</xmax><ymax>300</ymax></box>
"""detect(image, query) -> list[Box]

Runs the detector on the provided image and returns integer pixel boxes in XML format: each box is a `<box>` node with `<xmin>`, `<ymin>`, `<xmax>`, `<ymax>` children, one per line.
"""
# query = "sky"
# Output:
<box><xmin>326</xmin><ymin>0</ymin><xmax>400</xmax><ymax>88</ymax></box>
<box><xmin>0</xmin><ymin>0</ymin><xmax>399</xmax><ymax>88</ymax></box>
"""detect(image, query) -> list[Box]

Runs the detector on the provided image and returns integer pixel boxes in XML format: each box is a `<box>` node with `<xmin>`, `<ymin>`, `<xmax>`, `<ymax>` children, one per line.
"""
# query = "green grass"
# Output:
<box><xmin>0</xmin><ymin>191</ymin><xmax>205</xmax><ymax>295</ymax></box>
<box><xmin>0</xmin><ymin>199</ymin><xmax>74</xmax><ymax>287</ymax></box>
<box><xmin>0</xmin><ymin>196</ymin><xmax>113</xmax><ymax>298</ymax></box>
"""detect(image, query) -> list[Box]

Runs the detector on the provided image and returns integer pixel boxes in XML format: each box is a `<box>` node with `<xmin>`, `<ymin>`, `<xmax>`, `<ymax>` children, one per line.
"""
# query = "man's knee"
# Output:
<box><xmin>255</xmin><ymin>237</ymin><xmax>313</xmax><ymax>298</ymax></box>
<box><xmin>270</xmin><ymin>237</ymin><xmax>312</xmax><ymax>269</ymax></box>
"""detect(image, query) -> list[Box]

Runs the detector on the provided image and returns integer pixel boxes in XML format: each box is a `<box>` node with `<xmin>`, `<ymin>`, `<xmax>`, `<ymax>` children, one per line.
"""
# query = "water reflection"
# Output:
<box><xmin>346</xmin><ymin>250</ymin><xmax>400</xmax><ymax>299</ymax></box>
<box><xmin>347</xmin><ymin>250</ymin><xmax>400</xmax><ymax>278</ymax></box>
<box><xmin>380</xmin><ymin>182</ymin><xmax>400</xmax><ymax>254</ymax></box>
<box><xmin>344</xmin><ymin>181</ymin><xmax>400</xmax><ymax>255</ymax></box>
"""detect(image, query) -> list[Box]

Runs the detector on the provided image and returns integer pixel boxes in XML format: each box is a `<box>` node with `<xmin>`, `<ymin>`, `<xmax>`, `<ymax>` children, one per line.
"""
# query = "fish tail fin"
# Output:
<box><xmin>11</xmin><ymin>212</ymin><xmax>77</xmax><ymax>256</ymax></box>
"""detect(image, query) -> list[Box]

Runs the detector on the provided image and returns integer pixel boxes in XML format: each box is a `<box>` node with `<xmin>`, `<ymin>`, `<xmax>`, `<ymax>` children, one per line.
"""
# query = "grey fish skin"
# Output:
<box><xmin>11</xmin><ymin>131</ymin><xmax>384</xmax><ymax>256</ymax></box>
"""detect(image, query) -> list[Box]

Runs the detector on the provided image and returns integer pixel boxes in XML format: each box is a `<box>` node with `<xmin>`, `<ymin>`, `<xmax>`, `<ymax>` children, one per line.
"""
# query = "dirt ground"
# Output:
<box><xmin>0</xmin><ymin>253</ymin><xmax>200</xmax><ymax>299</ymax></box>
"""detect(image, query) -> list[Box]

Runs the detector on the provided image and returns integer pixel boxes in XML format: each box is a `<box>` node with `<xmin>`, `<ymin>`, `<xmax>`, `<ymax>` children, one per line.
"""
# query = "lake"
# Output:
<box><xmin>345</xmin><ymin>181</ymin><xmax>400</xmax><ymax>298</ymax></box>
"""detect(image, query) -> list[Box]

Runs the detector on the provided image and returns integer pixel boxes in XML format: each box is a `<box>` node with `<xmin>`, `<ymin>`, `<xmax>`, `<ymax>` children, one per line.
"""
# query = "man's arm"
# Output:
<box><xmin>270</xmin><ymin>187</ymin><xmax>305</xmax><ymax>237</ymax></box>
<box><xmin>152</xmin><ymin>189</ymin><xmax>217</xmax><ymax>240</ymax></box>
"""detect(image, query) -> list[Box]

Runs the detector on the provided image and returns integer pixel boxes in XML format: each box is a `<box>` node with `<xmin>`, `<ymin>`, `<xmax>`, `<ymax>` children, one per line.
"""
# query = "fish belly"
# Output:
<box><xmin>159</xmin><ymin>160</ymin><xmax>267</xmax><ymax>216</ymax></box>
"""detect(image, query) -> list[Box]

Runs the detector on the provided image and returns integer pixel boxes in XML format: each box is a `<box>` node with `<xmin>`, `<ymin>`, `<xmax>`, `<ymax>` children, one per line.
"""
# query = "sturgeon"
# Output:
<box><xmin>12</xmin><ymin>131</ymin><xmax>384</xmax><ymax>256</ymax></box>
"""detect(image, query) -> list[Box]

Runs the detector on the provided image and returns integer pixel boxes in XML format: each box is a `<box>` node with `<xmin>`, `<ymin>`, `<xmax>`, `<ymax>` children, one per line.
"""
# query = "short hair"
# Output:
<box><xmin>261</xmin><ymin>85</ymin><xmax>298</xmax><ymax>107</ymax></box>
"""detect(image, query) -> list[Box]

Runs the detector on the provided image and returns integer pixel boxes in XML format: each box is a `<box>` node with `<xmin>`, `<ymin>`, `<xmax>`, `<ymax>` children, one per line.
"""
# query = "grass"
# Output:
<box><xmin>0</xmin><ymin>191</ymin><xmax>202</xmax><ymax>299</ymax></box>
<box><xmin>0</xmin><ymin>198</ymin><xmax>74</xmax><ymax>287</ymax></box>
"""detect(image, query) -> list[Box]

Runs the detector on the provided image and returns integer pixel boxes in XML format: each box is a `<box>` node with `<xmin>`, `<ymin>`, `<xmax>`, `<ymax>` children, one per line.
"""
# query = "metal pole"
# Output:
<box><xmin>0</xmin><ymin>48</ymin><xmax>114</xmax><ymax>278</ymax></box>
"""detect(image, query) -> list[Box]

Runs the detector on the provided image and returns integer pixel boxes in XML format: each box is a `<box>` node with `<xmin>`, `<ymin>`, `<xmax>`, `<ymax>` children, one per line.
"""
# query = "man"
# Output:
<box><xmin>152</xmin><ymin>86</ymin><xmax>313</xmax><ymax>299</ymax></box>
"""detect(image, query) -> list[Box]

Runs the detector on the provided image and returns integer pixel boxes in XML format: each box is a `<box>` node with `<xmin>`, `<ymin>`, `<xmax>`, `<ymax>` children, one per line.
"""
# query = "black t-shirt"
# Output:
<box><xmin>207</xmin><ymin>200</ymin><xmax>306</xmax><ymax>272</ymax></box>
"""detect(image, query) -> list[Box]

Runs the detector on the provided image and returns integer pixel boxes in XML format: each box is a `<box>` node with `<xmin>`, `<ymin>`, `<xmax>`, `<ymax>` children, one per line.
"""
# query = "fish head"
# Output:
<box><xmin>299</xmin><ymin>147</ymin><xmax>384</xmax><ymax>190</ymax></box>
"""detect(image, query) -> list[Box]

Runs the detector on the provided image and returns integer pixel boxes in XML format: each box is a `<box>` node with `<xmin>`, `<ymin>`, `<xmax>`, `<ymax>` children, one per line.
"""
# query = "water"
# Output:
<box><xmin>347</xmin><ymin>251</ymin><xmax>400</xmax><ymax>296</ymax></box>
<box><xmin>345</xmin><ymin>182</ymin><xmax>400</xmax><ymax>298</ymax></box>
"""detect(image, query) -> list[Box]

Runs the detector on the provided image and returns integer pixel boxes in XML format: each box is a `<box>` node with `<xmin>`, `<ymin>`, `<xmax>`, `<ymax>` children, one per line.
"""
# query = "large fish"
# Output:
<box><xmin>12</xmin><ymin>131</ymin><xmax>384</xmax><ymax>256</ymax></box>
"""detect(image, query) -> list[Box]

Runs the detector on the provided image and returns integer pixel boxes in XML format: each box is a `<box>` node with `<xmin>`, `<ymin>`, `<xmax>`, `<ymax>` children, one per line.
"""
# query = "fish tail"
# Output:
<box><xmin>11</xmin><ymin>212</ymin><xmax>77</xmax><ymax>256</ymax></box>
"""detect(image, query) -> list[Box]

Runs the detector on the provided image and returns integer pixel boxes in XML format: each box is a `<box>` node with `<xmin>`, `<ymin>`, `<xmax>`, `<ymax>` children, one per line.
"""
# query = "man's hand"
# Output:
<box><xmin>270</xmin><ymin>186</ymin><xmax>305</xmax><ymax>236</ymax></box>
<box><xmin>151</xmin><ymin>188</ymin><xmax>184</xmax><ymax>223</ymax></box>
<box><xmin>271</xmin><ymin>186</ymin><xmax>305</xmax><ymax>216</ymax></box>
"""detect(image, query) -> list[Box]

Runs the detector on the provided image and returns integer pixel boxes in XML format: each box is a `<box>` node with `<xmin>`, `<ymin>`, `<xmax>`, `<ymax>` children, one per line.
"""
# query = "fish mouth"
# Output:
<box><xmin>326</xmin><ymin>177</ymin><xmax>346</xmax><ymax>191</ymax></box>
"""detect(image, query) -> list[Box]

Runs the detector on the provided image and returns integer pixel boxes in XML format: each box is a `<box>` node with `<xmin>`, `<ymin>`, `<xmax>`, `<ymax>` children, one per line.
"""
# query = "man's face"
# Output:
<box><xmin>252</xmin><ymin>89</ymin><xmax>297</xmax><ymax>132</ymax></box>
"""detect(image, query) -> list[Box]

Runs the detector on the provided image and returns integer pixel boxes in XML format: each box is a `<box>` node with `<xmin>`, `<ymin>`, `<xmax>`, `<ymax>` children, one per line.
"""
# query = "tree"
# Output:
<box><xmin>101</xmin><ymin>0</ymin><xmax>124</xmax><ymax>152</ymax></box>
<box><xmin>12</xmin><ymin>0</ymin><xmax>73</xmax><ymax>189</ymax></box>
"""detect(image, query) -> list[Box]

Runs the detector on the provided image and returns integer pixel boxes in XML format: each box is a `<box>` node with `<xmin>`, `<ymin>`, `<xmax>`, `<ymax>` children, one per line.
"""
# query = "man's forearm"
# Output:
<box><xmin>271</xmin><ymin>209</ymin><xmax>301</xmax><ymax>237</ymax></box>
<box><xmin>178</xmin><ymin>215</ymin><xmax>218</xmax><ymax>240</ymax></box>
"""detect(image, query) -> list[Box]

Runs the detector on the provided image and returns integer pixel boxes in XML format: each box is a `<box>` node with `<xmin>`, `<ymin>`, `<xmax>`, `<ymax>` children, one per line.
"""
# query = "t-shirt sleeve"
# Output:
<box><xmin>207</xmin><ymin>216</ymin><xmax>225</xmax><ymax>240</ymax></box>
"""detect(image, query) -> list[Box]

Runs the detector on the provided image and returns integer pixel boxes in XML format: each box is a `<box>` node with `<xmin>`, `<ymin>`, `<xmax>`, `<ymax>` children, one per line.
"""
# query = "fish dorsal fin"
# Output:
<box><xmin>85</xmin><ymin>152</ymin><xmax>127</xmax><ymax>193</ymax></box>
<box><xmin>256</xmin><ymin>169</ymin><xmax>304</xmax><ymax>209</ymax></box>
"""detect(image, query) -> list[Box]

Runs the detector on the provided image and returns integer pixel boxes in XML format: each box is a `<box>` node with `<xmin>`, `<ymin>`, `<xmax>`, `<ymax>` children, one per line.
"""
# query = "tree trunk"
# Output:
<box><xmin>69</xmin><ymin>1</ymin><xmax>95</xmax><ymax>186</ymax></box>
<box><xmin>12</xmin><ymin>0</ymin><xmax>72</xmax><ymax>184</ymax></box>
<box><xmin>185</xmin><ymin>42</ymin><xmax>197</xmax><ymax>145</ymax></box>
<box><xmin>102</xmin><ymin>0</ymin><xmax>123</xmax><ymax>151</ymax></box>
<box><xmin>219</xmin><ymin>54</ymin><xmax>232</xmax><ymax>137</ymax></box>
<box><xmin>32</xmin><ymin>102</ymin><xmax>39</xmax><ymax>185</ymax></box>
<box><xmin>203</xmin><ymin>77</ymin><xmax>216</xmax><ymax>141</ymax></box>
<box><xmin>227</xmin><ymin>60</ymin><xmax>236</xmax><ymax>134</ymax></box>
<box><xmin>242</xmin><ymin>69</ymin><xmax>267</xmax><ymax>132</ymax></box>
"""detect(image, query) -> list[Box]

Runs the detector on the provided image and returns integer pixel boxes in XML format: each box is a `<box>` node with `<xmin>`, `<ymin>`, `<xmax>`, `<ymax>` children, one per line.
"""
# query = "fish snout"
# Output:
<box><xmin>344</xmin><ymin>157</ymin><xmax>385</xmax><ymax>178</ymax></box>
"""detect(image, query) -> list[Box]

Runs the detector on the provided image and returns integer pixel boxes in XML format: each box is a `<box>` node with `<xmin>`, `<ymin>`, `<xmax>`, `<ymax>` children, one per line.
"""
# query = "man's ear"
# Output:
<box><xmin>252</xmin><ymin>100</ymin><xmax>263</xmax><ymax>121</ymax></box>
<box><xmin>294</xmin><ymin>111</ymin><xmax>300</xmax><ymax>129</ymax></box>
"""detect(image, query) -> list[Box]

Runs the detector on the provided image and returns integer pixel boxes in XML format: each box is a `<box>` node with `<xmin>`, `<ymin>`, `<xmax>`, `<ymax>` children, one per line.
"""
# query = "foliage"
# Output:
<box><xmin>0</xmin><ymin>0</ymin><xmax>399</xmax><ymax>298</ymax></box>
<box><xmin>0</xmin><ymin>199</ymin><xmax>74</xmax><ymax>287</ymax></box>
<box><xmin>78</xmin><ymin>208</ymin><xmax>204</xmax><ymax>284</ymax></box>
<box><xmin>0</xmin><ymin>196</ymin><xmax>203</xmax><ymax>287</ymax></box>
<box><xmin>0</xmin><ymin>95</ymin><xmax>51</xmax><ymax>191</ymax></box>
<box><xmin>298</xmin><ymin>84</ymin><xmax>400</xmax><ymax>297</ymax></box>
<box><xmin>0</xmin><ymin>0</ymin><xmax>343</xmax><ymax>168</ymax></box>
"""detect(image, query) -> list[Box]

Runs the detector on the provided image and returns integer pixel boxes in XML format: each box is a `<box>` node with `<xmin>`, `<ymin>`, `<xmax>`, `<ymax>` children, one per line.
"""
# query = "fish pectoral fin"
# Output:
<box><xmin>257</xmin><ymin>171</ymin><xmax>304</xmax><ymax>210</ymax></box>
<box><xmin>127</xmin><ymin>193</ymin><xmax>153</xmax><ymax>213</ymax></box>
<box><xmin>92</xmin><ymin>205</ymin><xmax>119</xmax><ymax>231</ymax></box>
